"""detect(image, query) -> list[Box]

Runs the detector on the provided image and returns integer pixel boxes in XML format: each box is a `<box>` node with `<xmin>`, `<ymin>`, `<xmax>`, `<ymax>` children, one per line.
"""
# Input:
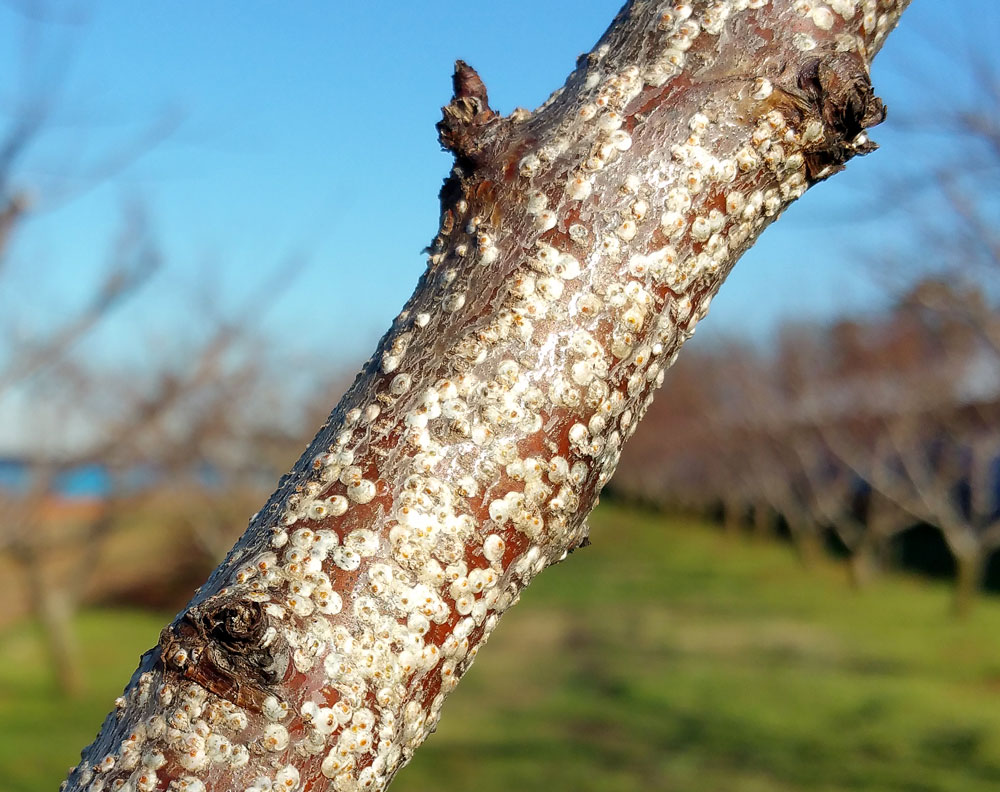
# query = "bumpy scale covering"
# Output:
<box><xmin>62</xmin><ymin>1</ymin><xmax>908</xmax><ymax>790</ymax></box>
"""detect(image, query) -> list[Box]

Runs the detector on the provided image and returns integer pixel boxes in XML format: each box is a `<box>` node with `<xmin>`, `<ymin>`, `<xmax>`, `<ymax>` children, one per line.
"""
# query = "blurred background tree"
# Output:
<box><xmin>615</xmin><ymin>29</ymin><xmax>1000</xmax><ymax>616</ymax></box>
<box><xmin>0</xmin><ymin>1</ymin><xmax>346</xmax><ymax>697</ymax></box>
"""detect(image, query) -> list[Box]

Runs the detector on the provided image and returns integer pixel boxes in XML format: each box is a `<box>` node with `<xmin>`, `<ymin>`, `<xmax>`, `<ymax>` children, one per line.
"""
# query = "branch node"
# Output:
<box><xmin>158</xmin><ymin>594</ymin><xmax>288</xmax><ymax>712</ymax></box>
<box><xmin>794</xmin><ymin>52</ymin><xmax>887</xmax><ymax>182</ymax></box>
<box><xmin>437</xmin><ymin>60</ymin><xmax>499</xmax><ymax>169</ymax></box>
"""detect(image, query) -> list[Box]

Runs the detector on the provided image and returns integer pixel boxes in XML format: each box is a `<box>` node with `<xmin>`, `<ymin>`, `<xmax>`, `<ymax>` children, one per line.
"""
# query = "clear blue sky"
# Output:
<box><xmin>0</xmin><ymin>0</ymin><xmax>996</xmax><ymax>373</ymax></box>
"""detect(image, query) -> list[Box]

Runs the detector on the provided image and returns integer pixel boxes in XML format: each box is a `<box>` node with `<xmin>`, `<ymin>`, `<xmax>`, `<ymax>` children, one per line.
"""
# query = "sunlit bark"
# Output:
<box><xmin>63</xmin><ymin>2</ymin><xmax>909</xmax><ymax>790</ymax></box>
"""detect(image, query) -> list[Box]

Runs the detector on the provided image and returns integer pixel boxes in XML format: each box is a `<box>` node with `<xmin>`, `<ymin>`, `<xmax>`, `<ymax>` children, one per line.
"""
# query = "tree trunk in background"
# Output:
<box><xmin>788</xmin><ymin>520</ymin><xmax>824</xmax><ymax>568</ymax></box>
<box><xmin>722</xmin><ymin>496</ymin><xmax>743</xmax><ymax>536</ymax></box>
<box><xmin>63</xmin><ymin>2</ymin><xmax>909</xmax><ymax>790</ymax></box>
<box><xmin>953</xmin><ymin>550</ymin><xmax>985</xmax><ymax>620</ymax></box>
<box><xmin>752</xmin><ymin>499</ymin><xmax>773</xmax><ymax>540</ymax></box>
<box><xmin>22</xmin><ymin>548</ymin><xmax>84</xmax><ymax>698</ymax></box>
<box><xmin>847</xmin><ymin>532</ymin><xmax>880</xmax><ymax>588</ymax></box>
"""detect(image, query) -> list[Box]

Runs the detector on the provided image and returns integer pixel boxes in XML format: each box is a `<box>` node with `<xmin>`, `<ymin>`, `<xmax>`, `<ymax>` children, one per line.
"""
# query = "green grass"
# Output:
<box><xmin>0</xmin><ymin>609</ymin><xmax>168</xmax><ymax>792</ymax></box>
<box><xmin>5</xmin><ymin>504</ymin><xmax>1000</xmax><ymax>791</ymax></box>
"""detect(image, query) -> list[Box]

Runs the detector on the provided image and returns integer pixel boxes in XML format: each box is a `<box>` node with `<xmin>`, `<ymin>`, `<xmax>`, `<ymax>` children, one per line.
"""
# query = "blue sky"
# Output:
<box><xmin>0</xmin><ymin>0</ymin><xmax>996</xmax><ymax>375</ymax></box>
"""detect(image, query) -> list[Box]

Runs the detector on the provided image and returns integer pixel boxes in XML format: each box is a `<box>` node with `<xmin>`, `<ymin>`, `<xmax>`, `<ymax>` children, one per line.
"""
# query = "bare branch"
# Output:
<box><xmin>61</xmin><ymin>3</ymin><xmax>911</xmax><ymax>790</ymax></box>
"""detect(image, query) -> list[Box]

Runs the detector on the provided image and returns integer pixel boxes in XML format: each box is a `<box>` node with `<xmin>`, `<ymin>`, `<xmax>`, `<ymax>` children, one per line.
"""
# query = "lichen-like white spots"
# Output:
<box><xmin>64</xmin><ymin>3</ymin><xmax>908</xmax><ymax>787</ymax></box>
<box><xmin>519</xmin><ymin>153</ymin><xmax>541</xmax><ymax>178</ymax></box>
<box><xmin>568</xmin><ymin>223</ymin><xmax>589</xmax><ymax>245</ymax></box>
<box><xmin>566</xmin><ymin>174</ymin><xmax>593</xmax><ymax>200</ymax></box>
<box><xmin>736</xmin><ymin>146</ymin><xmax>760</xmax><ymax>171</ymax></box>
<box><xmin>690</xmin><ymin>216</ymin><xmax>711</xmax><ymax>241</ymax></box>
<box><xmin>264</xmin><ymin>696</ymin><xmax>290</xmax><ymax>721</ymax></box>
<box><xmin>525</xmin><ymin>191</ymin><xmax>547</xmax><ymax>214</ymax></box>
<box><xmin>274</xmin><ymin>766</ymin><xmax>301</xmax><ymax>790</ymax></box>
<box><xmin>830</xmin><ymin>0</ymin><xmax>856</xmax><ymax>18</ymax></box>
<box><xmin>443</xmin><ymin>292</ymin><xmax>467</xmax><ymax>312</ymax></box>
<box><xmin>763</xmin><ymin>189</ymin><xmax>782</xmax><ymax>216</ymax></box>
<box><xmin>702</xmin><ymin>2</ymin><xmax>731</xmax><ymax>34</ymax></box>
<box><xmin>811</xmin><ymin>6</ymin><xmax>835</xmax><ymax>28</ymax></box>
<box><xmin>535</xmin><ymin>210</ymin><xmax>557</xmax><ymax>232</ymax></box>
<box><xmin>674</xmin><ymin>2</ymin><xmax>694</xmax><ymax>20</ymax></box>
<box><xmin>381</xmin><ymin>354</ymin><xmax>400</xmax><ymax>374</ymax></box>
<box><xmin>616</xmin><ymin>219</ymin><xmax>637</xmax><ymax>241</ymax></box>
<box><xmin>793</xmin><ymin>32</ymin><xmax>817</xmax><ymax>50</ymax></box>
<box><xmin>536</xmin><ymin>276</ymin><xmax>564</xmax><ymax>302</ymax></box>
<box><xmin>262</xmin><ymin>724</ymin><xmax>290</xmax><ymax>752</ymax></box>
<box><xmin>802</xmin><ymin>119</ymin><xmax>825</xmax><ymax>144</ymax></box>
<box><xmin>627</xmin><ymin>254</ymin><xmax>649</xmax><ymax>279</ymax></box>
<box><xmin>609</xmin><ymin>129</ymin><xmax>632</xmax><ymax>151</ymax></box>
<box><xmin>321</xmin><ymin>747</ymin><xmax>349</xmax><ymax>779</ymax></box>
<box><xmin>315</xmin><ymin>587</ymin><xmax>343</xmax><ymax>615</ymax></box>
<box><xmin>598</xmin><ymin>111</ymin><xmax>623</xmax><ymax>131</ymax></box>
<box><xmin>660</xmin><ymin>210</ymin><xmax>686</xmax><ymax>238</ymax></box>
<box><xmin>688</xmin><ymin>112</ymin><xmax>709</xmax><ymax>134</ymax></box>
<box><xmin>622</xmin><ymin>307</ymin><xmax>645</xmax><ymax>333</ymax></box>
<box><xmin>552</xmin><ymin>252</ymin><xmax>581</xmax><ymax>280</ymax></box>
<box><xmin>332</xmin><ymin>546</ymin><xmax>361</xmax><ymax>572</ymax></box>
<box><xmin>575</xmin><ymin>293</ymin><xmax>603</xmax><ymax>319</ymax></box>
<box><xmin>568</xmin><ymin>423</ymin><xmax>589</xmax><ymax>446</ymax></box>
<box><xmin>752</xmin><ymin>77</ymin><xmax>773</xmax><ymax>100</ymax></box>
<box><xmin>684</xmin><ymin>169</ymin><xmax>704</xmax><ymax>193</ymax></box>
<box><xmin>599</xmin><ymin>235</ymin><xmax>621</xmax><ymax>259</ymax></box>
<box><xmin>389</xmin><ymin>373</ymin><xmax>412</xmax><ymax>396</ymax></box>
<box><xmin>347</xmin><ymin>477</ymin><xmax>377</xmax><ymax>504</ymax></box>
<box><xmin>325</xmin><ymin>495</ymin><xmax>349</xmax><ymax>517</ymax></box>
<box><xmin>346</xmin><ymin>529</ymin><xmax>379</xmax><ymax>557</ymax></box>
<box><xmin>662</xmin><ymin>48</ymin><xmax>686</xmax><ymax>72</ymax></box>
<box><xmin>726</xmin><ymin>191</ymin><xmax>746</xmax><ymax>215</ymax></box>
<box><xmin>765</xmin><ymin>110</ymin><xmax>786</xmax><ymax>132</ymax></box>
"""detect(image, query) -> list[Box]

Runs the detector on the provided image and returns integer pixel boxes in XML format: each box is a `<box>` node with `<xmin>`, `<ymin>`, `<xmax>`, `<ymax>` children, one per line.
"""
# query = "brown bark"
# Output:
<box><xmin>62</xmin><ymin>2</ymin><xmax>909</xmax><ymax>791</ymax></box>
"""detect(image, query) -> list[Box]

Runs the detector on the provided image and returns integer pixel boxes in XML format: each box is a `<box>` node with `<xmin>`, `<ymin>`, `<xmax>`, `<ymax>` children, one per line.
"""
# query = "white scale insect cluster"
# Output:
<box><xmin>63</xmin><ymin>1</ymin><xmax>907</xmax><ymax>791</ymax></box>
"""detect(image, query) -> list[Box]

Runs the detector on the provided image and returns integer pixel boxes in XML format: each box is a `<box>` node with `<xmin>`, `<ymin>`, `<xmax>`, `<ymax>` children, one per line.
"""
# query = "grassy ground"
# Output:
<box><xmin>0</xmin><ymin>609</ymin><xmax>168</xmax><ymax>792</ymax></box>
<box><xmin>4</xmin><ymin>504</ymin><xmax>1000</xmax><ymax>791</ymax></box>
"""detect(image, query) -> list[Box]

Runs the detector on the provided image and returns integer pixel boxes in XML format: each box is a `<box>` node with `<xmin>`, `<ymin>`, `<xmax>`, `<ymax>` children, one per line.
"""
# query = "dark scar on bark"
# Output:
<box><xmin>158</xmin><ymin>595</ymin><xmax>288</xmax><ymax>711</ymax></box>
<box><xmin>777</xmin><ymin>51</ymin><xmax>886</xmax><ymax>183</ymax></box>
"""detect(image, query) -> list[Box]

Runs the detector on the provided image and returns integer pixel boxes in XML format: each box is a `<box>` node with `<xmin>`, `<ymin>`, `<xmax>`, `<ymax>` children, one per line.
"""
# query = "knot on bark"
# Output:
<box><xmin>159</xmin><ymin>594</ymin><xmax>288</xmax><ymax>711</ymax></box>
<box><xmin>437</xmin><ymin>60</ymin><xmax>498</xmax><ymax>170</ymax></box>
<box><xmin>795</xmin><ymin>52</ymin><xmax>886</xmax><ymax>182</ymax></box>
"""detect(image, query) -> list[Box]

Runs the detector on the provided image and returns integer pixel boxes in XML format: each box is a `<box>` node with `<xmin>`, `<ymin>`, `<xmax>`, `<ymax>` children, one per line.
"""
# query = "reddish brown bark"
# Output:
<box><xmin>63</xmin><ymin>2</ymin><xmax>909</xmax><ymax>791</ymax></box>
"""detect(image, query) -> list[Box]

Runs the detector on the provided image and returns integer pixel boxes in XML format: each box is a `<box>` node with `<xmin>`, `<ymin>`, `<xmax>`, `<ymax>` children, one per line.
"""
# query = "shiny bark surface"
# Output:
<box><xmin>63</xmin><ymin>2</ymin><xmax>909</xmax><ymax>791</ymax></box>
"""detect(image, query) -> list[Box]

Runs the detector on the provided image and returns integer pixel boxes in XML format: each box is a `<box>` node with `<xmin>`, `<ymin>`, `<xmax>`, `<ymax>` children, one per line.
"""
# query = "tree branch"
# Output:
<box><xmin>62</xmin><ymin>2</ymin><xmax>910</xmax><ymax>790</ymax></box>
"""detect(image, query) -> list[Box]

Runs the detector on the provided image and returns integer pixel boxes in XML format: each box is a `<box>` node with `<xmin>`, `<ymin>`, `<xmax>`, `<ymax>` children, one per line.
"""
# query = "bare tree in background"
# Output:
<box><xmin>612</xmin><ymin>50</ymin><xmax>1000</xmax><ymax>608</ymax></box>
<box><xmin>0</xmin><ymin>8</ymin><xmax>319</xmax><ymax>695</ymax></box>
<box><xmin>0</xmin><ymin>71</ymin><xmax>164</xmax><ymax>692</ymax></box>
<box><xmin>829</xmin><ymin>55</ymin><xmax>1000</xmax><ymax>614</ymax></box>
<box><xmin>823</xmin><ymin>293</ymin><xmax>1000</xmax><ymax>616</ymax></box>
